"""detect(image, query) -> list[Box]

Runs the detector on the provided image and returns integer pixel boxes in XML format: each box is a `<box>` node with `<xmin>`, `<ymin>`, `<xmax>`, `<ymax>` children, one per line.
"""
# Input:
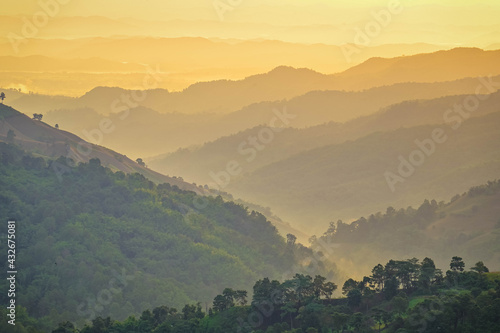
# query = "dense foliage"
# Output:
<box><xmin>47</xmin><ymin>257</ymin><xmax>500</xmax><ymax>333</ymax></box>
<box><xmin>0</xmin><ymin>143</ymin><xmax>332</xmax><ymax>330</ymax></box>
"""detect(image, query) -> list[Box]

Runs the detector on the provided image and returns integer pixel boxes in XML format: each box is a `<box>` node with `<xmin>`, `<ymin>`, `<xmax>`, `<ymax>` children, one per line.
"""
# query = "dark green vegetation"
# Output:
<box><xmin>45</xmin><ymin>257</ymin><xmax>500</xmax><ymax>333</ymax></box>
<box><xmin>312</xmin><ymin>180</ymin><xmax>500</xmax><ymax>275</ymax></box>
<box><xmin>0</xmin><ymin>143</ymin><xmax>333</xmax><ymax>330</ymax></box>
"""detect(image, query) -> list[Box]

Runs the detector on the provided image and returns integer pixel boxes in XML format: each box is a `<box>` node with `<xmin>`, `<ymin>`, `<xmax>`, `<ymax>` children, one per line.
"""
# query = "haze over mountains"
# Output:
<box><xmin>0</xmin><ymin>37</ymin><xmax>448</xmax><ymax>95</ymax></box>
<box><xmin>231</xmin><ymin>110</ymin><xmax>500</xmax><ymax>232</ymax></box>
<box><xmin>3</xmin><ymin>47</ymin><xmax>499</xmax><ymax>236</ymax></box>
<box><xmin>5</xmin><ymin>48</ymin><xmax>500</xmax><ymax>159</ymax></box>
<box><xmin>3</xmin><ymin>45</ymin><xmax>499</xmax><ymax>232</ymax></box>
<box><xmin>150</xmin><ymin>89</ymin><xmax>500</xmax><ymax>188</ymax></box>
<box><xmin>2</xmin><ymin>1</ymin><xmax>500</xmax><ymax>331</ymax></box>
<box><xmin>313</xmin><ymin>179</ymin><xmax>500</xmax><ymax>278</ymax></box>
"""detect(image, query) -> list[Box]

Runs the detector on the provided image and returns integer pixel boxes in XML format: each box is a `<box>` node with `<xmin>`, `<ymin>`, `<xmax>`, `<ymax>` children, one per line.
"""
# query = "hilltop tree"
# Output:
<box><xmin>371</xmin><ymin>264</ymin><xmax>385</xmax><ymax>291</ymax></box>
<box><xmin>32</xmin><ymin>113</ymin><xmax>43</xmax><ymax>121</ymax></box>
<box><xmin>212</xmin><ymin>288</ymin><xmax>247</xmax><ymax>312</ymax></box>
<box><xmin>342</xmin><ymin>278</ymin><xmax>360</xmax><ymax>296</ymax></box>
<box><xmin>450</xmin><ymin>256</ymin><xmax>465</xmax><ymax>272</ymax></box>
<box><xmin>471</xmin><ymin>261</ymin><xmax>489</xmax><ymax>274</ymax></box>
<box><xmin>182</xmin><ymin>303</ymin><xmax>204</xmax><ymax>320</ymax></box>
<box><xmin>55</xmin><ymin>124</ymin><xmax>59</xmax><ymax>129</ymax></box>
<box><xmin>252</xmin><ymin>277</ymin><xmax>281</xmax><ymax>304</ymax></box>
<box><xmin>0</xmin><ymin>92</ymin><xmax>5</xmax><ymax>103</ymax></box>
<box><xmin>136</xmin><ymin>158</ymin><xmax>146</xmax><ymax>167</ymax></box>
<box><xmin>313</xmin><ymin>275</ymin><xmax>337</xmax><ymax>299</ymax></box>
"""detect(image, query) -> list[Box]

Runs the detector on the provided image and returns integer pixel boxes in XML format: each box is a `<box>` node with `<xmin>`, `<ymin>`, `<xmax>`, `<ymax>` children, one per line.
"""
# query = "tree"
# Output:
<box><xmin>136</xmin><ymin>158</ymin><xmax>146</xmax><ymax>167</ymax></box>
<box><xmin>182</xmin><ymin>303</ymin><xmax>204</xmax><ymax>320</ymax></box>
<box><xmin>234</xmin><ymin>290</ymin><xmax>248</xmax><ymax>306</ymax></box>
<box><xmin>419</xmin><ymin>257</ymin><xmax>436</xmax><ymax>290</ymax></box>
<box><xmin>212</xmin><ymin>288</ymin><xmax>246</xmax><ymax>312</ymax></box>
<box><xmin>450</xmin><ymin>256</ymin><xmax>465</xmax><ymax>272</ymax></box>
<box><xmin>213</xmin><ymin>294</ymin><xmax>229</xmax><ymax>312</ymax></box>
<box><xmin>371</xmin><ymin>264</ymin><xmax>385</xmax><ymax>291</ymax></box>
<box><xmin>323</xmin><ymin>221</ymin><xmax>336</xmax><ymax>237</ymax></box>
<box><xmin>0</xmin><ymin>92</ymin><xmax>5</xmax><ymax>103</ymax></box>
<box><xmin>32</xmin><ymin>113</ymin><xmax>43</xmax><ymax>121</ymax></box>
<box><xmin>55</xmin><ymin>124</ymin><xmax>59</xmax><ymax>129</ymax></box>
<box><xmin>321</xmin><ymin>282</ymin><xmax>337</xmax><ymax>300</ymax></box>
<box><xmin>289</xmin><ymin>273</ymin><xmax>314</xmax><ymax>302</ymax></box>
<box><xmin>286</xmin><ymin>233</ymin><xmax>297</xmax><ymax>246</ymax></box>
<box><xmin>252</xmin><ymin>277</ymin><xmax>281</xmax><ymax>304</ymax></box>
<box><xmin>152</xmin><ymin>305</ymin><xmax>170</xmax><ymax>326</ymax></box>
<box><xmin>7</xmin><ymin>129</ymin><xmax>15</xmax><ymax>143</ymax></box>
<box><xmin>471</xmin><ymin>261</ymin><xmax>489</xmax><ymax>274</ymax></box>
<box><xmin>384</xmin><ymin>276</ymin><xmax>399</xmax><ymax>300</ymax></box>
<box><xmin>311</xmin><ymin>275</ymin><xmax>337</xmax><ymax>299</ymax></box>
<box><xmin>52</xmin><ymin>321</ymin><xmax>76</xmax><ymax>333</ymax></box>
<box><xmin>342</xmin><ymin>278</ymin><xmax>359</xmax><ymax>296</ymax></box>
<box><xmin>312</xmin><ymin>275</ymin><xmax>325</xmax><ymax>298</ymax></box>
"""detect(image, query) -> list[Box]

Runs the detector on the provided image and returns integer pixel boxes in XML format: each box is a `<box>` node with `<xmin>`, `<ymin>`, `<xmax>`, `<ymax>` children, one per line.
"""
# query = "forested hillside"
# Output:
<box><xmin>312</xmin><ymin>180</ymin><xmax>500</xmax><ymax>276</ymax></box>
<box><xmin>19</xmin><ymin>256</ymin><xmax>500</xmax><ymax>333</ymax></box>
<box><xmin>0</xmin><ymin>143</ymin><xmax>334</xmax><ymax>330</ymax></box>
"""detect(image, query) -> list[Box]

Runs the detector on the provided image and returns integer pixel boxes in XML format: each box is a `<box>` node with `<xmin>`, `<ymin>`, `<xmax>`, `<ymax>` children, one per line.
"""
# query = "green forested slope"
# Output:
<box><xmin>0</xmin><ymin>143</ymin><xmax>328</xmax><ymax>329</ymax></box>
<box><xmin>42</xmin><ymin>257</ymin><xmax>500</xmax><ymax>333</ymax></box>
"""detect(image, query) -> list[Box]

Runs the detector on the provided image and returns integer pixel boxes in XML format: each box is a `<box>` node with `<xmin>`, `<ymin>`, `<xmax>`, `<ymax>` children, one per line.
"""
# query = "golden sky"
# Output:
<box><xmin>4</xmin><ymin>0</ymin><xmax>500</xmax><ymax>24</ymax></box>
<box><xmin>1</xmin><ymin>0</ymin><xmax>499</xmax><ymax>95</ymax></box>
<box><xmin>1</xmin><ymin>1</ymin><xmax>498</xmax><ymax>47</ymax></box>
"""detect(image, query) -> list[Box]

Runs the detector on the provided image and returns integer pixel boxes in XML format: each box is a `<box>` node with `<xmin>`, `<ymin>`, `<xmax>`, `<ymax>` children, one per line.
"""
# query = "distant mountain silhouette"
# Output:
<box><xmin>333</xmin><ymin>47</ymin><xmax>500</xmax><ymax>90</ymax></box>
<box><xmin>228</xmin><ymin>111</ymin><xmax>500</xmax><ymax>233</ymax></box>
<box><xmin>149</xmin><ymin>90</ymin><xmax>500</xmax><ymax>185</ymax></box>
<box><xmin>8</xmin><ymin>47</ymin><xmax>500</xmax><ymax>117</ymax></box>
